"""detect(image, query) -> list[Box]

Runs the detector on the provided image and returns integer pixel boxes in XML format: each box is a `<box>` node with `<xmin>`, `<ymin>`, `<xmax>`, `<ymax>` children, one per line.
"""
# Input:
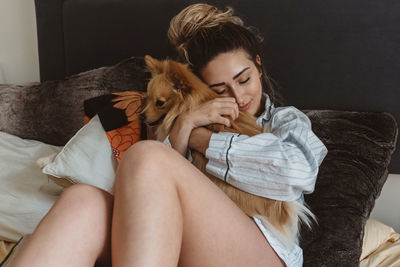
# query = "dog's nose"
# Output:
<box><xmin>139</xmin><ymin>113</ymin><xmax>146</xmax><ymax>122</ymax></box>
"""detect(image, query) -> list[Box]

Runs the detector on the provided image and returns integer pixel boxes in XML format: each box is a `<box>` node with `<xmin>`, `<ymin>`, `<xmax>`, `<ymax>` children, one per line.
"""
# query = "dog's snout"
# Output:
<box><xmin>139</xmin><ymin>113</ymin><xmax>146</xmax><ymax>122</ymax></box>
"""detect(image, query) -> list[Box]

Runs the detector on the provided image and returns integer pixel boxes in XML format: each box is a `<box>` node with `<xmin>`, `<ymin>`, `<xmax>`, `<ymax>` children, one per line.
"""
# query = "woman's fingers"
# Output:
<box><xmin>216</xmin><ymin>97</ymin><xmax>236</xmax><ymax>103</ymax></box>
<box><xmin>218</xmin><ymin>107</ymin><xmax>238</xmax><ymax>121</ymax></box>
<box><xmin>214</xmin><ymin>115</ymin><xmax>231</xmax><ymax>127</ymax></box>
<box><xmin>206</xmin><ymin>100</ymin><xmax>238</xmax><ymax>125</ymax></box>
<box><xmin>185</xmin><ymin>98</ymin><xmax>239</xmax><ymax>127</ymax></box>
<box><xmin>217</xmin><ymin>100</ymin><xmax>239</xmax><ymax>120</ymax></box>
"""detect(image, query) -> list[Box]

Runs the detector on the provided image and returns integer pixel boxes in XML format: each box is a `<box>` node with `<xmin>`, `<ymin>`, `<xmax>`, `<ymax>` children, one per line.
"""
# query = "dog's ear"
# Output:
<box><xmin>145</xmin><ymin>55</ymin><xmax>164</xmax><ymax>77</ymax></box>
<box><xmin>167</xmin><ymin>61</ymin><xmax>193</xmax><ymax>95</ymax></box>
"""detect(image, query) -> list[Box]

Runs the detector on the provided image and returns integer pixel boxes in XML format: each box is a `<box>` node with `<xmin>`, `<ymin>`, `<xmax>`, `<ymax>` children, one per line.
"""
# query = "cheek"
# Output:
<box><xmin>249</xmin><ymin>79</ymin><xmax>263</xmax><ymax>114</ymax></box>
<box><xmin>249</xmin><ymin>78</ymin><xmax>262</xmax><ymax>100</ymax></box>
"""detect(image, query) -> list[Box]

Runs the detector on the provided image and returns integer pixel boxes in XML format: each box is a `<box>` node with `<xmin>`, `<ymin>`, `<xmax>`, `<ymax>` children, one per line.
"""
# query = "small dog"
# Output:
<box><xmin>143</xmin><ymin>55</ymin><xmax>314</xmax><ymax>244</ymax></box>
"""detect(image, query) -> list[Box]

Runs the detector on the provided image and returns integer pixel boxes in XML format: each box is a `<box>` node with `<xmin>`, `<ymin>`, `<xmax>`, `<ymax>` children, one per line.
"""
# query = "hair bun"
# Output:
<box><xmin>168</xmin><ymin>3</ymin><xmax>243</xmax><ymax>62</ymax></box>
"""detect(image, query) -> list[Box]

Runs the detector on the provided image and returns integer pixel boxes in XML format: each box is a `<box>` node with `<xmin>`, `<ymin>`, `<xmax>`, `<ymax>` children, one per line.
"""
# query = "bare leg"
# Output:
<box><xmin>9</xmin><ymin>184</ymin><xmax>113</xmax><ymax>267</ymax></box>
<box><xmin>10</xmin><ymin>140</ymin><xmax>285</xmax><ymax>267</ymax></box>
<box><xmin>112</xmin><ymin>140</ymin><xmax>285</xmax><ymax>267</ymax></box>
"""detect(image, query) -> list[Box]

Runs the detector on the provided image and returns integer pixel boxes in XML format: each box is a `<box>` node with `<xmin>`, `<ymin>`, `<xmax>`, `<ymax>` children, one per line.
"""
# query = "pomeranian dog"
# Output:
<box><xmin>143</xmin><ymin>55</ymin><xmax>314</xmax><ymax>244</ymax></box>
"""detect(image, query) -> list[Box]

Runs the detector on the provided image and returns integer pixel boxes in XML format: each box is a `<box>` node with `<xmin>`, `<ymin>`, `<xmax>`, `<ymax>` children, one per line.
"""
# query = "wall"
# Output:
<box><xmin>0</xmin><ymin>0</ymin><xmax>40</xmax><ymax>84</ymax></box>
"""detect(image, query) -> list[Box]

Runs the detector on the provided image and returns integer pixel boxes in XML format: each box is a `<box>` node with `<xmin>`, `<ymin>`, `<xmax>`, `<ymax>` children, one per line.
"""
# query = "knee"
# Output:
<box><xmin>55</xmin><ymin>184</ymin><xmax>112</xmax><ymax>218</ymax></box>
<box><xmin>119</xmin><ymin>140</ymin><xmax>172</xmax><ymax>169</ymax></box>
<box><xmin>115</xmin><ymin>140</ymin><xmax>178</xmax><ymax>186</ymax></box>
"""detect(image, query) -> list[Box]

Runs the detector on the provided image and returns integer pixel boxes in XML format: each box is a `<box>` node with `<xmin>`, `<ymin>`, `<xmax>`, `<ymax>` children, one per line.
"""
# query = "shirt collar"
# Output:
<box><xmin>257</xmin><ymin>93</ymin><xmax>274</xmax><ymax>125</ymax></box>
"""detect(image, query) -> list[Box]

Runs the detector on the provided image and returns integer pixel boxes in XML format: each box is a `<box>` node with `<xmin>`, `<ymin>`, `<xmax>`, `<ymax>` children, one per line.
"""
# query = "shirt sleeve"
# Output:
<box><xmin>163</xmin><ymin>136</ymin><xmax>172</xmax><ymax>147</ymax></box>
<box><xmin>205</xmin><ymin>106</ymin><xmax>328</xmax><ymax>202</ymax></box>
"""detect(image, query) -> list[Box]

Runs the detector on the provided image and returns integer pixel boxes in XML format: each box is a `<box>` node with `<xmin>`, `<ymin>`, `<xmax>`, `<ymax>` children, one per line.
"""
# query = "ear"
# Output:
<box><xmin>256</xmin><ymin>54</ymin><xmax>262</xmax><ymax>66</ymax></box>
<box><xmin>167</xmin><ymin>61</ymin><xmax>193</xmax><ymax>95</ymax></box>
<box><xmin>255</xmin><ymin>54</ymin><xmax>263</xmax><ymax>77</ymax></box>
<box><xmin>145</xmin><ymin>55</ymin><xmax>165</xmax><ymax>76</ymax></box>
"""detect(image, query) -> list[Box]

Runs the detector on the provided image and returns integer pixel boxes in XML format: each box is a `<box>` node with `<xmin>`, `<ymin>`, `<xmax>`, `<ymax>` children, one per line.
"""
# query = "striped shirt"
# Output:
<box><xmin>164</xmin><ymin>95</ymin><xmax>327</xmax><ymax>266</ymax></box>
<box><xmin>205</xmin><ymin>95</ymin><xmax>328</xmax><ymax>202</ymax></box>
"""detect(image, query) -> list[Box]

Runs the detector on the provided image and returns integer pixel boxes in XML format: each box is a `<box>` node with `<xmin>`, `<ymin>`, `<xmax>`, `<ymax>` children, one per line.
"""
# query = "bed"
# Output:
<box><xmin>0</xmin><ymin>0</ymin><xmax>399</xmax><ymax>266</ymax></box>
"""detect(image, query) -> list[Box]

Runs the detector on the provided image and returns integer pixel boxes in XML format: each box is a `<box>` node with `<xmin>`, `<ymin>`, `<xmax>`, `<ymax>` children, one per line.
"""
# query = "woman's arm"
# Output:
<box><xmin>188</xmin><ymin>127</ymin><xmax>213</xmax><ymax>155</ymax></box>
<box><xmin>204</xmin><ymin>106</ymin><xmax>328</xmax><ymax>202</ymax></box>
<box><xmin>168</xmin><ymin>115</ymin><xmax>195</xmax><ymax>156</ymax></box>
<box><xmin>168</xmin><ymin>97</ymin><xmax>238</xmax><ymax>156</ymax></box>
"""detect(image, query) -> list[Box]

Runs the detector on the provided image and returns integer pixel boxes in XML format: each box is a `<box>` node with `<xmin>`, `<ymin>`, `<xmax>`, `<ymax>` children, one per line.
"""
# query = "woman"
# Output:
<box><xmin>10</xmin><ymin>3</ymin><xmax>327</xmax><ymax>267</ymax></box>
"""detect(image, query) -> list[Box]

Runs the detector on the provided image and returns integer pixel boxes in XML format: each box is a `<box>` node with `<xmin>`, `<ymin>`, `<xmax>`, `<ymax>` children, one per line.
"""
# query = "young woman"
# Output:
<box><xmin>9</xmin><ymin>3</ymin><xmax>327</xmax><ymax>267</ymax></box>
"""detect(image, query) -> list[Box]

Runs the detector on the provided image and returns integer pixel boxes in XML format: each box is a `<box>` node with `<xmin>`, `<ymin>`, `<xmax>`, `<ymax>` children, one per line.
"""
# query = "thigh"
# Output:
<box><xmin>121</xmin><ymin>141</ymin><xmax>285</xmax><ymax>267</ymax></box>
<box><xmin>174</xmin><ymin>161</ymin><xmax>286</xmax><ymax>267</ymax></box>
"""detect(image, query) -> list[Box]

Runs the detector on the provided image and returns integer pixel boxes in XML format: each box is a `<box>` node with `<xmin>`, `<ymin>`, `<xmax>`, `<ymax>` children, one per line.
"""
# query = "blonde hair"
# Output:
<box><xmin>168</xmin><ymin>3</ymin><xmax>244</xmax><ymax>64</ymax></box>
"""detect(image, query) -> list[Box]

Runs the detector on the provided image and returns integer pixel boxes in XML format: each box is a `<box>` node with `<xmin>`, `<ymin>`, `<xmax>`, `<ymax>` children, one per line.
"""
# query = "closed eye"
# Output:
<box><xmin>239</xmin><ymin>77</ymin><xmax>250</xmax><ymax>84</ymax></box>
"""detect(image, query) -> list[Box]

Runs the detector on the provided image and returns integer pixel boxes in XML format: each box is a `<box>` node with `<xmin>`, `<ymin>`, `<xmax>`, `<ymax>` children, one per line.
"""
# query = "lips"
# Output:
<box><xmin>239</xmin><ymin>100</ymin><xmax>251</xmax><ymax>111</ymax></box>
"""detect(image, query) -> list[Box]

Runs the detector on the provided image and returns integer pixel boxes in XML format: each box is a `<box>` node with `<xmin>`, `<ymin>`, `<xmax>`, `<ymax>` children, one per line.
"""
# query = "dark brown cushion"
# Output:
<box><xmin>300</xmin><ymin>110</ymin><xmax>398</xmax><ymax>267</ymax></box>
<box><xmin>0</xmin><ymin>57</ymin><xmax>148</xmax><ymax>146</ymax></box>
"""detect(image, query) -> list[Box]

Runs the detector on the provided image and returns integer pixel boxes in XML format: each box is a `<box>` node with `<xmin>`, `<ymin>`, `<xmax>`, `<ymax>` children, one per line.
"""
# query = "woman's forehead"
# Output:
<box><xmin>201</xmin><ymin>50</ymin><xmax>254</xmax><ymax>82</ymax></box>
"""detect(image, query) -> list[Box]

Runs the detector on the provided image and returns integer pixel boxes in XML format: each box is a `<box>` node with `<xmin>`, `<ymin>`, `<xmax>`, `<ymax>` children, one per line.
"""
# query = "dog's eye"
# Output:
<box><xmin>155</xmin><ymin>100</ymin><xmax>165</xmax><ymax>107</ymax></box>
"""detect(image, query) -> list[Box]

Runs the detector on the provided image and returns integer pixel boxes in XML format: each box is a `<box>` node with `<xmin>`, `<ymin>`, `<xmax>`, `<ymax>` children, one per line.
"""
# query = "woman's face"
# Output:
<box><xmin>200</xmin><ymin>49</ymin><xmax>263</xmax><ymax>116</ymax></box>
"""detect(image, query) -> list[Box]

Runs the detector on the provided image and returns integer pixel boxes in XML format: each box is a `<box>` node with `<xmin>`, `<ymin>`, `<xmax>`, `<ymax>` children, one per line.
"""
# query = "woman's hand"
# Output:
<box><xmin>169</xmin><ymin>97</ymin><xmax>239</xmax><ymax>156</ymax></box>
<box><xmin>183</xmin><ymin>97</ymin><xmax>239</xmax><ymax>129</ymax></box>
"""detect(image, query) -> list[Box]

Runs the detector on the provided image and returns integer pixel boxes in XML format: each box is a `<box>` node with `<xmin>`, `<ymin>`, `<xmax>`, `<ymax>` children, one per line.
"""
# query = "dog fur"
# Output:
<box><xmin>143</xmin><ymin>55</ymin><xmax>315</xmax><ymax>244</ymax></box>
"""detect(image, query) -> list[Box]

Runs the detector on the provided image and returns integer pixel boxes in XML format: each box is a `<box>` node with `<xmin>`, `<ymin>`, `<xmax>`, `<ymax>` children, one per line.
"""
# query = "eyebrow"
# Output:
<box><xmin>209</xmin><ymin>67</ymin><xmax>250</xmax><ymax>88</ymax></box>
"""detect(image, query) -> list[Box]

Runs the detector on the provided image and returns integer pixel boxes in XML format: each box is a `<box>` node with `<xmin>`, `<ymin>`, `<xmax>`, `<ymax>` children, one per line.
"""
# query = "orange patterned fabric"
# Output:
<box><xmin>84</xmin><ymin>115</ymin><xmax>91</xmax><ymax>124</ymax></box>
<box><xmin>106</xmin><ymin>120</ymin><xmax>141</xmax><ymax>161</ymax></box>
<box><xmin>112</xmin><ymin>91</ymin><xmax>144</xmax><ymax>122</ymax></box>
<box><xmin>83</xmin><ymin>91</ymin><xmax>146</xmax><ymax>162</ymax></box>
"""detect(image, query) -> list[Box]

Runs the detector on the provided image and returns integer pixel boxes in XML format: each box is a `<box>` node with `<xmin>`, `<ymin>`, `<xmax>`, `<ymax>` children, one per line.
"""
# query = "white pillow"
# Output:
<box><xmin>360</xmin><ymin>218</ymin><xmax>400</xmax><ymax>261</ymax></box>
<box><xmin>41</xmin><ymin>115</ymin><xmax>117</xmax><ymax>194</ymax></box>
<box><xmin>0</xmin><ymin>131</ymin><xmax>63</xmax><ymax>242</ymax></box>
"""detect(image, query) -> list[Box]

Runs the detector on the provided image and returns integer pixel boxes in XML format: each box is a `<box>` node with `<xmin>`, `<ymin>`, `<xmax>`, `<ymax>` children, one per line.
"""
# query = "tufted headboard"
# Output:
<box><xmin>34</xmin><ymin>0</ymin><xmax>399</xmax><ymax>173</ymax></box>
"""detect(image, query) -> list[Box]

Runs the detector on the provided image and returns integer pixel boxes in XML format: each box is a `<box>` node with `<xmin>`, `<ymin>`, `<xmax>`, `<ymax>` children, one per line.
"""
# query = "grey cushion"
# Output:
<box><xmin>0</xmin><ymin>57</ymin><xmax>148</xmax><ymax>145</ymax></box>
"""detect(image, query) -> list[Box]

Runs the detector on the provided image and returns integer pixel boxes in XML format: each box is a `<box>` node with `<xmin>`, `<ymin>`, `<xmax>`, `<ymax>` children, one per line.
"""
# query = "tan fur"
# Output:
<box><xmin>143</xmin><ymin>55</ymin><xmax>314</xmax><ymax>243</ymax></box>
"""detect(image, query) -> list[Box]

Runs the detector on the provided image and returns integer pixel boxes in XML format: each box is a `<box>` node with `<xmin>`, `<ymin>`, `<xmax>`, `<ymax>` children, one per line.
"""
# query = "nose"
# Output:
<box><xmin>229</xmin><ymin>85</ymin><xmax>245</xmax><ymax>105</ymax></box>
<box><xmin>139</xmin><ymin>112</ymin><xmax>147</xmax><ymax>122</ymax></box>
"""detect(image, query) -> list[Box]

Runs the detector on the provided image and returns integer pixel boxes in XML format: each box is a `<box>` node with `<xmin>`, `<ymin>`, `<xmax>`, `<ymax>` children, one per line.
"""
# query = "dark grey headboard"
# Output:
<box><xmin>34</xmin><ymin>0</ymin><xmax>399</xmax><ymax>173</ymax></box>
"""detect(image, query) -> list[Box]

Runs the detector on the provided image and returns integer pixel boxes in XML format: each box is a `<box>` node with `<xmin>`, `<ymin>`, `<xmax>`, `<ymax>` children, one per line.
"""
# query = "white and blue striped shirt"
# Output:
<box><xmin>205</xmin><ymin>96</ymin><xmax>328</xmax><ymax>202</ymax></box>
<box><xmin>164</xmin><ymin>95</ymin><xmax>327</xmax><ymax>266</ymax></box>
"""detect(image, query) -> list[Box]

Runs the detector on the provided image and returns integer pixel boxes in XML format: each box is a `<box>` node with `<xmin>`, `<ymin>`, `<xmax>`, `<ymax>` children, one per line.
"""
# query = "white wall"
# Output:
<box><xmin>0</xmin><ymin>0</ymin><xmax>40</xmax><ymax>84</ymax></box>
